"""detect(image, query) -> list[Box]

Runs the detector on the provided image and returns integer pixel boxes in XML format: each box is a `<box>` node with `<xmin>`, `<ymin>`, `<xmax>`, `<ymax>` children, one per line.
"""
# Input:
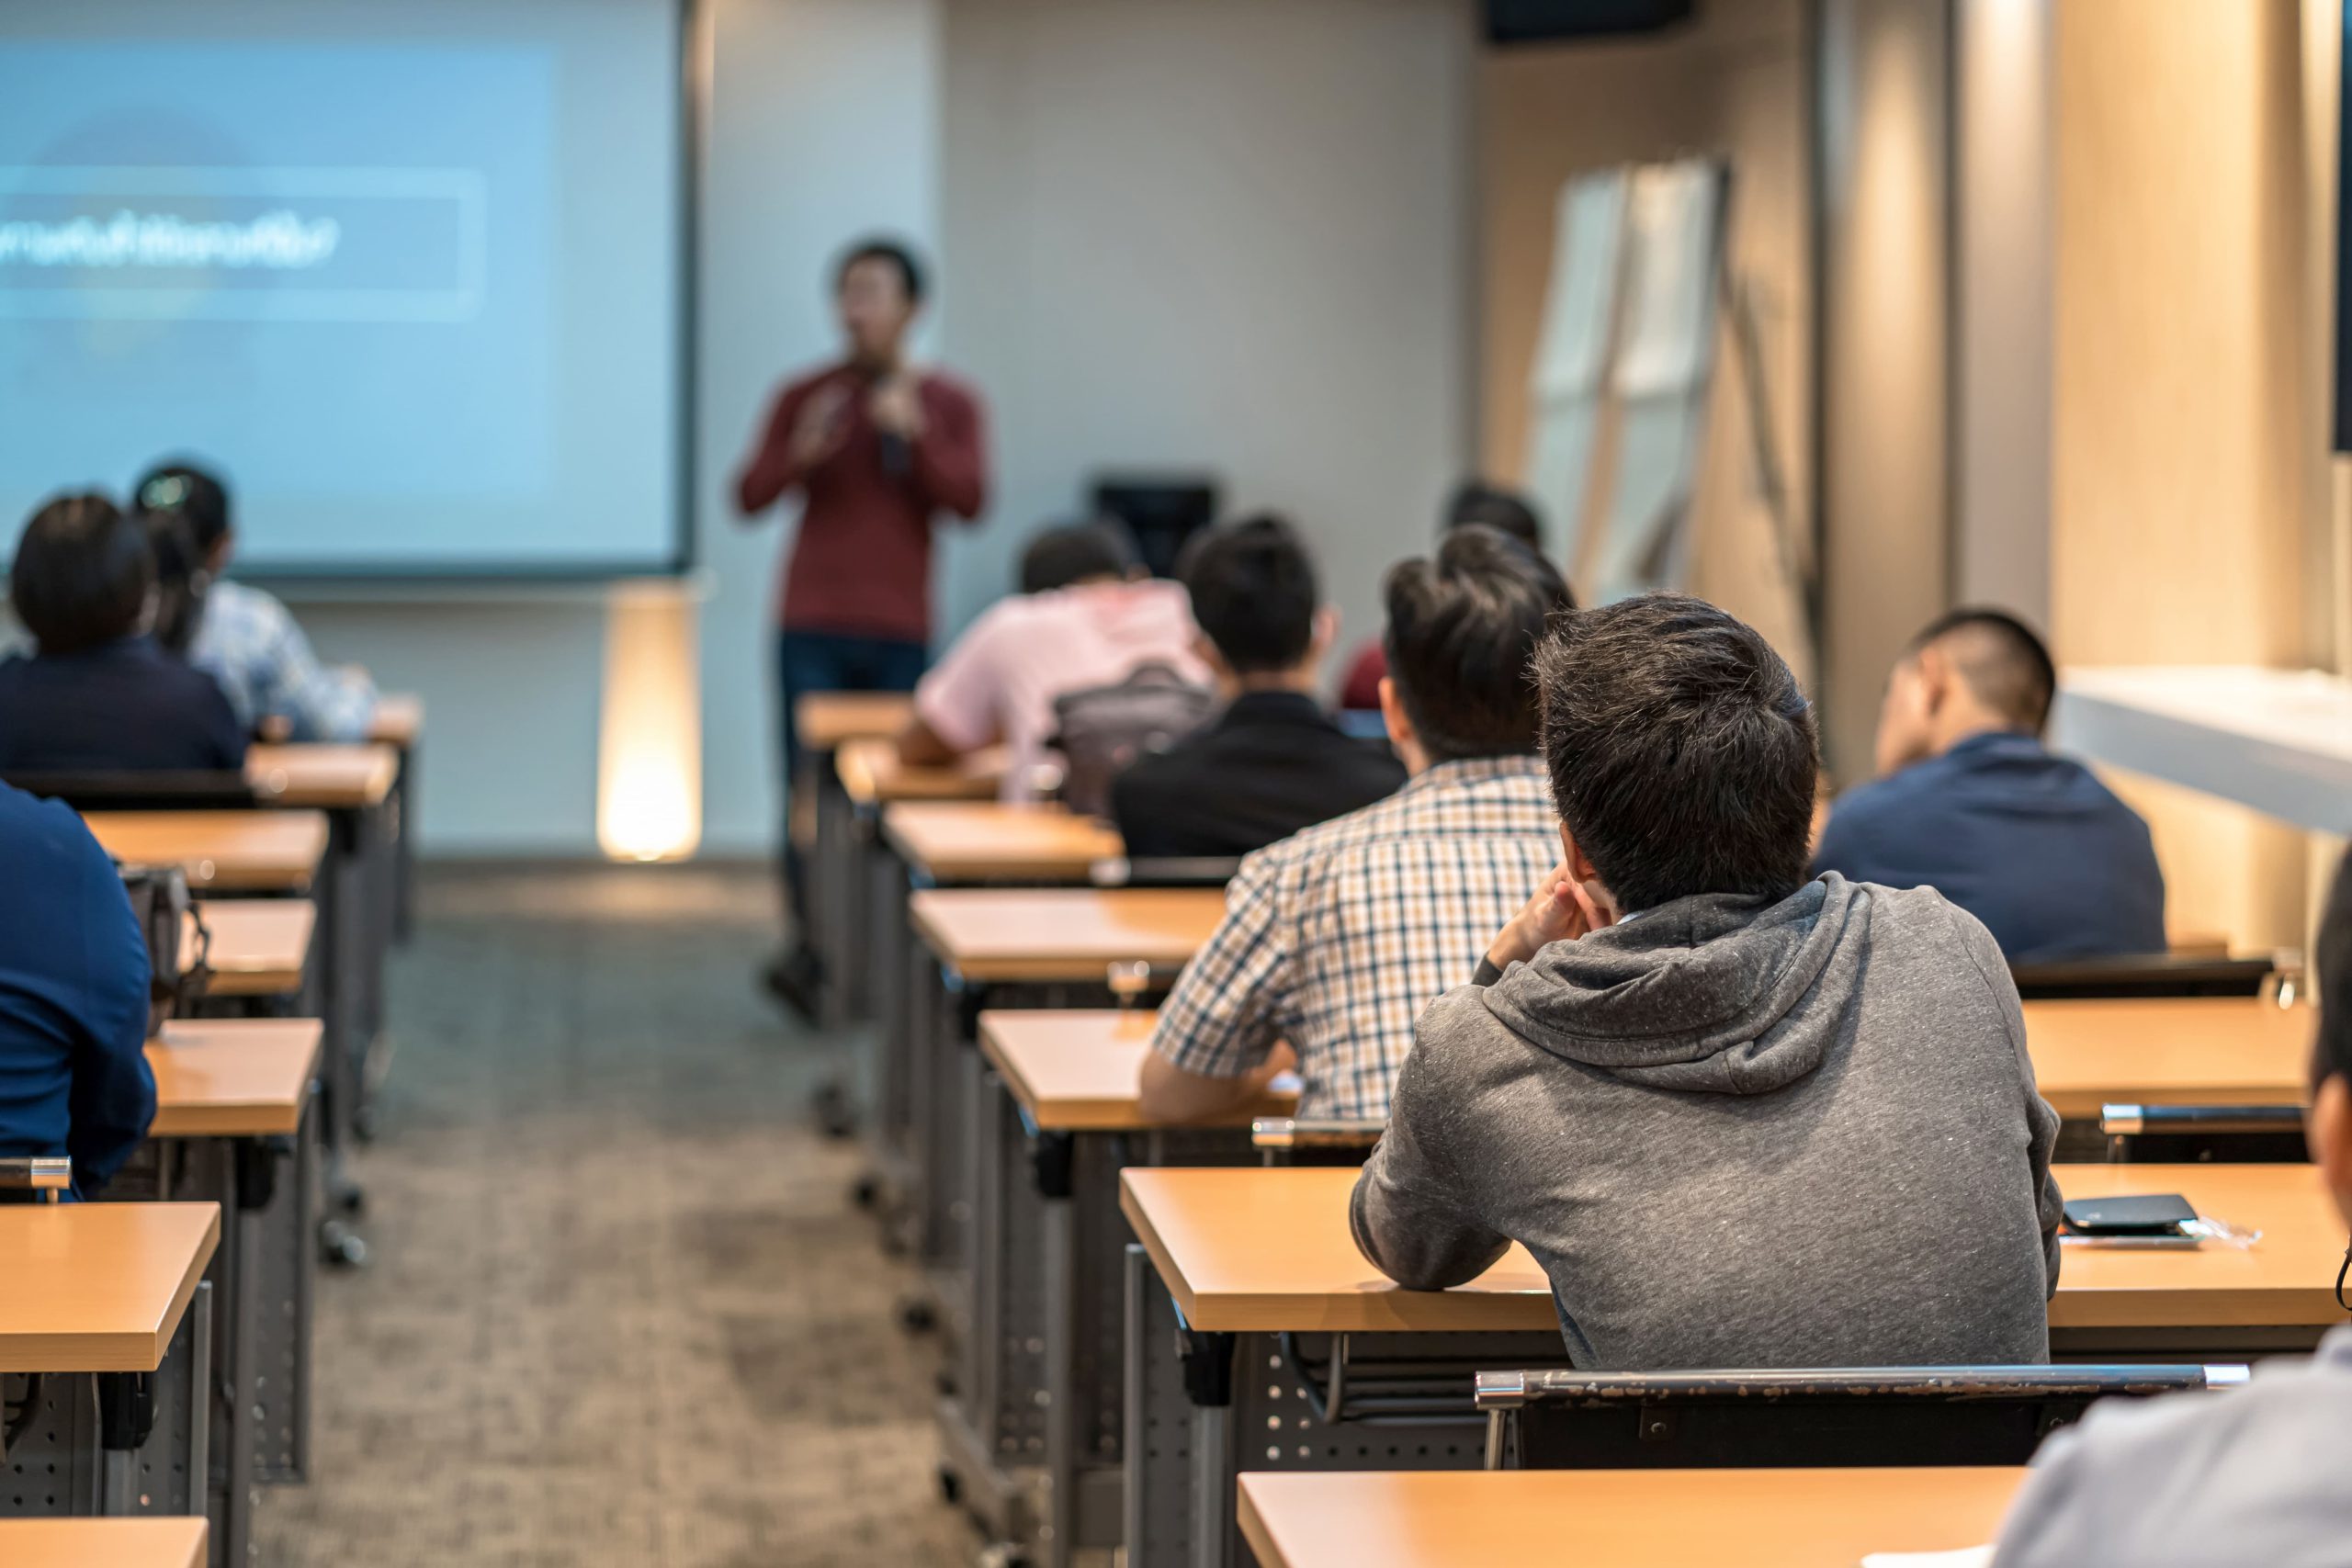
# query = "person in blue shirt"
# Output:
<box><xmin>0</xmin><ymin>492</ymin><xmax>248</xmax><ymax>774</ymax></box>
<box><xmin>0</xmin><ymin>779</ymin><xmax>157</xmax><ymax>1197</ymax></box>
<box><xmin>1812</xmin><ymin>607</ymin><xmax>2165</xmax><ymax>964</ymax></box>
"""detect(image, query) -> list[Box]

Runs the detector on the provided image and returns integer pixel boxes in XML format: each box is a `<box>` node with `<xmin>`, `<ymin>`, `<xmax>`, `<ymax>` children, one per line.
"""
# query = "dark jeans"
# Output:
<box><xmin>776</xmin><ymin>628</ymin><xmax>929</xmax><ymax>942</ymax></box>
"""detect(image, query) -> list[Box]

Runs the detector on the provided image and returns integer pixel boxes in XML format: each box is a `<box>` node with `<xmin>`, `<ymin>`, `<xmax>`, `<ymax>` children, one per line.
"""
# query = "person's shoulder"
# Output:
<box><xmin>0</xmin><ymin>780</ymin><xmax>116</xmax><ymax>884</ymax></box>
<box><xmin>919</xmin><ymin>367</ymin><xmax>984</xmax><ymax>408</ymax></box>
<box><xmin>1397</xmin><ymin>984</ymin><xmax>1523</xmax><ymax>1098</ymax></box>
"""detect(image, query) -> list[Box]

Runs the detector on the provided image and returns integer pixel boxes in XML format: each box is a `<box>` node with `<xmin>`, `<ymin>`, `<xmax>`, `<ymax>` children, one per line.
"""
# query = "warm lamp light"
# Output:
<box><xmin>596</xmin><ymin>582</ymin><xmax>702</xmax><ymax>863</ymax></box>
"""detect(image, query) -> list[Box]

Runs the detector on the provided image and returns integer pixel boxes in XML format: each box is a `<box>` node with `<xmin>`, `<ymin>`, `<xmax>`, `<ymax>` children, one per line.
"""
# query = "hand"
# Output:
<box><xmin>869</xmin><ymin>373</ymin><xmax>924</xmax><ymax>440</ymax></box>
<box><xmin>1485</xmin><ymin>862</ymin><xmax>1611</xmax><ymax>974</ymax></box>
<box><xmin>788</xmin><ymin>384</ymin><xmax>852</xmax><ymax>469</ymax></box>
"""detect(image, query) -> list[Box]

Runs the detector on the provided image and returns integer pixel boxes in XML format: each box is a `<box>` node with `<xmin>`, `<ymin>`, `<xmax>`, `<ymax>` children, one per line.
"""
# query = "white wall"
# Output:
<box><xmin>290</xmin><ymin>0</ymin><xmax>1473</xmax><ymax>855</ymax></box>
<box><xmin>936</xmin><ymin>0</ymin><xmax>1476</xmax><ymax>660</ymax></box>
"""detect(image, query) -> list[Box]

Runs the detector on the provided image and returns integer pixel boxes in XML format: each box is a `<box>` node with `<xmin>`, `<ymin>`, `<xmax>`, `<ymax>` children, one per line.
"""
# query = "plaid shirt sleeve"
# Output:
<box><xmin>1149</xmin><ymin>851</ymin><xmax>1291</xmax><ymax>1080</ymax></box>
<box><xmin>247</xmin><ymin>592</ymin><xmax>377</xmax><ymax>742</ymax></box>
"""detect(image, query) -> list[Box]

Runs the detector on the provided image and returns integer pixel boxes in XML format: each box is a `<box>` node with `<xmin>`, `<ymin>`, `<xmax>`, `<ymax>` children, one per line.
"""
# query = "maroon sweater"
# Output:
<box><xmin>734</xmin><ymin>362</ymin><xmax>989</xmax><ymax>642</ymax></box>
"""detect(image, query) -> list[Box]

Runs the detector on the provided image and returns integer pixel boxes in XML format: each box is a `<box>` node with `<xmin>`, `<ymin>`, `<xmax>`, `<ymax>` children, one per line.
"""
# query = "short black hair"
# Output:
<box><xmin>1911</xmin><ymin>606</ymin><xmax>2057</xmax><ymax>736</ymax></box>
<box><xmin>11</xmin><ymin>492</ymin><xmax>154</xmax><ymax>655</ymax></box>
<box><xmin>2318</xmin><ymin>849</ymin><xmax>2352</xmax><ymax>1089</ymax></box>
<box><xmin>1382</xmin><ymin>524</ymin><xmax>1574</xmax><ymax>761</ymax></box>
<box><xmin>140</xmin><ymin>510</ymin><xmax>207</xmax><ymax>656</ymax></box>
<box><xmin>133</xmin><ymin>460</ymin><xmax>232</xmax><ymax>555</ymax></box>
<box><xmin>1178</xmin><ymin>513</ymin><xmax>1317</xmax><ymax>676</ymax></box>
<box><xmin>1018</xmin><ymin>518</ymin><xmax>1139</xmax><ymax>593</ymax></box>
<box><xmin>1444</xmin><ymin>481</ymin><xmax>1544</xmax><ymax>551</ymax></box>
<box><xmin>835</xmin><ymin>237</ymin><xmax>925</xmax><ymax>304</ymax></box>
<box><xmin>1533</xmin><ymin>592</ymin><xmax>1818</xmax><ymax>912</ymax></box>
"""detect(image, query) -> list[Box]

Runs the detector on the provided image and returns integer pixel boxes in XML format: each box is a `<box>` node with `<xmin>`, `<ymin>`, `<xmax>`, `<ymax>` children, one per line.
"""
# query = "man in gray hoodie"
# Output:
<box><xmin>1350</xmin><ymin>592</ymin><xmax>2064</xmax><ymax>1369</ymax></box>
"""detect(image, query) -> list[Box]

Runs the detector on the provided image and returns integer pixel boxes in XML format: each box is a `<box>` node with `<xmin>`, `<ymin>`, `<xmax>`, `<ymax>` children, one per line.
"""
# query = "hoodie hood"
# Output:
<box><xmin>1482</xmin><ymin>872</ymin><xmax>1870</xmax><ymax>1095</ymax></box>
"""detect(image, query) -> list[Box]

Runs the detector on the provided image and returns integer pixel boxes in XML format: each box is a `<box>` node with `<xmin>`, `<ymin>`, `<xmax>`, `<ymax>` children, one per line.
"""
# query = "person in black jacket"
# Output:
<box><xmin>1112</xmin><ymin>514</ymin><xmax>1404</xmax><ymax>859</ymax></box>
<box><xmin>0</xmin><ymin>492</ymin><xmax>246</xmax><ymax>773</ymax></box>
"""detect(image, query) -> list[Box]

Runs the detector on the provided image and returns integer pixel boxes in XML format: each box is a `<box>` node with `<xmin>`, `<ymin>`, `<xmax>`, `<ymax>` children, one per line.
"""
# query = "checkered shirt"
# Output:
<box><xmin>190</xmin><ymin>578</ymin><xmax>378</xmax><ymax>741</ymax></box>
<box><xmin>1150</xmin><ymin>753</ymin><xmax>1559</xmax><ymax>1120</ymax></box>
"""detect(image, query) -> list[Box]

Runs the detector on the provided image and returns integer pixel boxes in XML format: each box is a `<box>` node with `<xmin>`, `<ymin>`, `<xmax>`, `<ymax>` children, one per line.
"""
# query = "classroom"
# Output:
<box><xmin>2</xmin><ymin>2</ymin><xmax>2349</xmax><ymax>1565</ymax></box>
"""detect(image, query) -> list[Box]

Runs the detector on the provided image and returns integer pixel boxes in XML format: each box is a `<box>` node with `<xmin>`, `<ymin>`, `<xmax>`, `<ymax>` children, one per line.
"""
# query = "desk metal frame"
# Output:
<box><xmin>0</xmin><ymin>1284</ymin><xmax>213</xmax><ymax>1523</ymax></box>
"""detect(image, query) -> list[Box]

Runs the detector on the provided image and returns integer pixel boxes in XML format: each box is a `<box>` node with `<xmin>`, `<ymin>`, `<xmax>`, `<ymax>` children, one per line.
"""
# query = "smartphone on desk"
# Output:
<box><xmin>2062</xmin><ymin>1193</ymin><xmax>2199</xmax><ymax>1247</ymax></box>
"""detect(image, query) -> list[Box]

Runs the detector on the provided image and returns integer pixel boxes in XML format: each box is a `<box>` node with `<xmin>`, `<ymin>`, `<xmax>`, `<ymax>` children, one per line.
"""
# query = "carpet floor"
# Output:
<box><xmin>251</xmin><ymin>863</ymin><xmax>971</xmax><ymax>1567</ymax></box>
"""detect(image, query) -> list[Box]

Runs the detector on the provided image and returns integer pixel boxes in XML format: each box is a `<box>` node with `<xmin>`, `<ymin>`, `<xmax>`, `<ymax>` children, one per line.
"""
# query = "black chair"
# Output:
<box><xmin>1252</xmin><ymin>1116</ymin><xmax>1384</xmax><ymax>1168</ymax></box>
<box><xmin>2010</xmin><ymin>953</ymin><xmax>2277</xmax><ymax>1000</ymax></box>
<box><xmin>1088</xmin><ymin>855</ymin><xmax>1245</xmax><ymax>889</ymax></box>
<box><xmin>0</xmin><ymin>1156</ymin><xmax>71</xmax><ymax>1204</ymax></box>
<box><xmin>2101</xmin><ymin>1102</ymin><xmax>2309</xmax><ymax>1164</ymax></box>
<box><xmin>3</xmin><ymin>770</ymin><xmax>265</xmax><ymax>812</ymax></box>
<box><xmin>1476</xmin><ymin>1362</ymin><xmax>2241</xmax><ymax>1470</ymax></box>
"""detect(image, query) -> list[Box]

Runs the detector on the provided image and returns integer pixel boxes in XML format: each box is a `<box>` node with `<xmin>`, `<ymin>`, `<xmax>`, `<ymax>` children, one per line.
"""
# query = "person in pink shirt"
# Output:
<box><xmin>898</xmin><ymin>520</ymin><xmax>1208</xmax><ymax>796</ymax></box>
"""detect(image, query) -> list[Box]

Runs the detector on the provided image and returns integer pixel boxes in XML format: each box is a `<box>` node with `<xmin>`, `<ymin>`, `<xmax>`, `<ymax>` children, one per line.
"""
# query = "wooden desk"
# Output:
<box><xmin>979</xmin><ymin>1009</ymin><xmax>1294</xmax><ymax>1129</ymax></box>
<box><xmin>838</xmin><ymin>736</ymin><xmax>1005</xmax><ymax>806</ymax></box>
<box><xmin>887</xmin><ymin>801</ymin><xmax>1124</xmax><ymax>883</ymax></box>
<box><xmin>193</xmin><ymin>900</ymin><xmax>314</xmax><ymax>998</ymax></box>
<box><xmin>1119</xmin><ymin>1163</ymin><xmax>2348</xmax><ymax>1337</ymax></box>
<box><xmin>2025</xmin><ymin>998</ymin><xmax>2313</xmax><ymax>1118</ymax></box>
<box><xmin>368</xmin><ymin>693</ymin><xmax>424</xmax><ymax>747</ymax></box>
<box><xmin>1238</xmin><ymin>1469</ymin><xmax>2023</xmax><ymax>1568</ymax></box>
<box><xmin>0</xmin><ymin>1202</ymin><xmax>220</xmax><ymax>1372</ymax></box>
<box><xmin>84</xmin><ymin>810</ymin><xmax>330</xmax><ymax>894</ymax></box>
<box><xmin>797</xmin><ymin>691</ymin><xmax>914</xmax><ymax>752</ymax></box>
<box><xmin>246</xmin><ymin>742</ymin><xmax>399</xmax><ymax>809</ymax></box>
<box><xmin>0</xmin><ymin>1519</ymin><xmax>209</xmax><ymax>1568</ymax></box>
<box><xmin>910</xmin><ymin>887</ymin><xmax>1224</xmax><ymax>983</ymax></box>
<box><xmin>146</xmin><ymin>1019</ymin><xmax>322</xmax><ymax>1140</ymax></box>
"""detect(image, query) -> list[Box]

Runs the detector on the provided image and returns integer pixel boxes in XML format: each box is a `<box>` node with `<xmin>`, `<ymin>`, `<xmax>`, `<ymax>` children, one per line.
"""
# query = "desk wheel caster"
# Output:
<box><xmin>354</xmin><ymin>1103</ymin><xmax>380</xmax><ymax>1144</ymax></box>
<box><xmin>935</xmin><ymin>1466</ymin><xmax>962</xmax><ymax>1506</ymax></box>
<box><xmin>851</xmin><ymin>1175</ymin><xmax>881</xmax><ymax>1211</ymax></box>
<box><xmin>330</xmin><ymin>1180</ymin><xmax>366</xmax><ymax>1219</ymax></box>
<box><xmin>898</xmin><ymin>1296</ymin><xmax>937</xmax><ymax>1335</ymax></box>
<box><xmin>319</xmin><ymin>1220</ymin><xmax>369</xmax><ymax>1269</ymax></box>
<box><xmin>977</xmin><ymin>1547</ymin><xmax>1033</xmax><ymax>1568</ymax></box>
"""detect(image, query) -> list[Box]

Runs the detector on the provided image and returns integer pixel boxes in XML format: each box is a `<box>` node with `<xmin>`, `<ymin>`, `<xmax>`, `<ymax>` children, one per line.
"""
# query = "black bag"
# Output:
<box><xmin>1046</xmin><ymin>661</ymin><xmax>1215</xmax><ymax>819</ymax></box>
<box><xmin>117</xmin><ymin>863</ymin><xmax>211</xmax><ymax>1035</ymax></box>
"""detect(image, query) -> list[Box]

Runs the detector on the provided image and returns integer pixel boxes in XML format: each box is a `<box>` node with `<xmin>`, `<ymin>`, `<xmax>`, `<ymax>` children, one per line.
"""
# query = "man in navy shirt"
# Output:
<box><xmin>0</xmin><ymin>779</ymin><xmax>157</xmax><ymax>1196</ymax></box>
<box><xmin>0</xmin><ymin>492</ymin><xmax>247</xmax><ymax>774</ymax></box>
<box><xmin>1813</xmin><ymin>608</ymin><xmax>2165</xmax><ymax>964</ymax></box>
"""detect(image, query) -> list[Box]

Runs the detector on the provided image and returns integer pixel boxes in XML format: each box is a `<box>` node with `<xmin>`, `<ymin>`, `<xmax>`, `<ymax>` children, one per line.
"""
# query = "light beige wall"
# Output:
<box><xmin>1478</xmin><ymin>1</ymin><xmax>1814</xmax><ymax>685</ymax></box>
<box><xmin>2051</xmin><ymin>0</ymin><xmax>2320</xmax><ymax>948</ymax></box>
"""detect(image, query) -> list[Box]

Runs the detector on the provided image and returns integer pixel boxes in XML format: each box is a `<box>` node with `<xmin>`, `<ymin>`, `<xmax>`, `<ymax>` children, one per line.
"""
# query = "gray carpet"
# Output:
<box><xmin>252</xmin><ymin>864</ymin><xmax>970</xmax><ymax>1567</ymax></box>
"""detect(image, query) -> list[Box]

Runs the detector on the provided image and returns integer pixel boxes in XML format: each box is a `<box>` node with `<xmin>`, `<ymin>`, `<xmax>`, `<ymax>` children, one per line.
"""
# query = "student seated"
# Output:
<box><xmin>0</xmin><ymin>779</ymin><xmax>157</xmax><ymax>1197</ymax></box>
<box><xmin>1991</xmin><ymin>848</ymin><xmax>2352</xmax><ymax>1567</ymax></box>
<box><xmin>899</xmin><ymin>518</ymin><xmax>1207</xmax><ymax>795</ymax></box>
<box><xmin>1812</xmin><ymin>608</ymin><xmax>2165</xmax><ymax>964</ymax></box>
<box><xmin>136</xmin><ymin>460</ymin><xmax>379</xmax><ymax>742</ymax></box>
<box><xmin>1111</xmin><ymin>514</ymin><xmax>1404</xmax><ymax>859</ymax></box>
<box><xmin>1337</xmin><ymin>480</ymin><xmax>1544</xmax><ymax>713</ymax></box>
<box><xmin>0</xmin><ymin>493</ymin><xmax>247</xmax><ymax>773</ymax></box>
<box><xmin>1351</xmin><ymin>592</ymin><xmax>2061</xmax><ymax>1369</ymax></box>
<box><xmin>1139</xmin><ymin>525</ymin><xmax>1571</xmax><ymax>1122</ymax></box>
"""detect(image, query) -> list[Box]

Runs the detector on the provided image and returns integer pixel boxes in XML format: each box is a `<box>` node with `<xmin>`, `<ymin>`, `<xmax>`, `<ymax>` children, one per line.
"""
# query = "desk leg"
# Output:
<box><xmin>390</xmin><ymin>740</ymin><xmax>418</xmax><ymax>946</ymax></box>
<box><xmin>1125</xmin><ymin>1244</ymin><xmax>1220</xmax><ymax>1568</ymax></box>
<box><xmin>223</xmin><ymin>1149</ymin><xmax>266</xmax><ymax>1567</ymax></box>
<box><xmin>865</xmin><ymin>849</ymin><xmax>918</xmax><ymax>1226</ymax></box>
<box><xmin>96</xmin><ymin>1279</ymin><xmax>211</xmax><ymax>1519</ymax></box>
<box><xmin>812</xmin><ymin>759</ymin><xmax>849</xmax><ymax>1031</ymax></box>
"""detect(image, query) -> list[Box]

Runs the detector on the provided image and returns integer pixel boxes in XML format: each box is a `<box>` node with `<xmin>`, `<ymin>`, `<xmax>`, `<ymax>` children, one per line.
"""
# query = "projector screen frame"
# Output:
<box><xmin>202</xmin><ymin>0</ymin><xmax>703</xmax><ymax>588</ymax></box>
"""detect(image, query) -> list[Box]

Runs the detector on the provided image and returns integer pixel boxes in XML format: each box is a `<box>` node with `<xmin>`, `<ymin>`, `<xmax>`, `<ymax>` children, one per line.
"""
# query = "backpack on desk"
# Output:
<box><xmin>117</xmin><ymin>863</ymin><xmax>212</xmax><ymax>1035</ymax></box>
<box><xmin>1047</xmin><ymin>661</ymin><xmax>1214</xmax><ymax>819</ymax></box>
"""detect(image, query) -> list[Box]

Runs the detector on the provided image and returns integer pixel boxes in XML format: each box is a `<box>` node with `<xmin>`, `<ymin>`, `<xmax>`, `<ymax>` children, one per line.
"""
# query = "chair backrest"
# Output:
<box><xmin>1090</xmin><ymin>855</ymin><xmax>1245</xmax><ymax>890</ymax></box>
<box><xmin>2100</xmin><ymin>1102</ymin><xmax>2309</xmax><ymax>1165</ymax></box>
<box><xmin>1252</xmin><ymin>1117</ymin><xmax>1384</xmax><ymax>1167</ymax></box>
<box><xmin>1477</xmin><ymin>1363</ymin><xmax>2240</xmax><ymax>1470</ymax></box>
<box><xmin>2010</xmin><ymin>953</ymin><xmax>2276</xmax><ymax>1000</ymax></box>
<box><xmin>4</xmin><ymin>771</ymin><xmax>263</xmax><ymax>812</ymax></box>
<box><xmin>0</xmin><ymin>1156</ymin><xmax>72</xmax><ymax>1203</ymax></box>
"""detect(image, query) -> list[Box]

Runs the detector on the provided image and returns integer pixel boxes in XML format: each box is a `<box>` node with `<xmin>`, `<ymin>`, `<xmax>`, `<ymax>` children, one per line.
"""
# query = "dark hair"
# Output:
<box><xmin>140</xmin><ymin>510</ymin><xmax>209</xmax><ymax>656</ymax></box>
<box><xmin>133</xmin><ymin>460</ymin><xmax>232</xmax><ymax>555</ymax></box>
<box><xmin>1444</xmin><ymin>481</ymin><xmax>1544</xmax><ymax>551</ymax></box>
<box><xmin>1911</xmin><ymin>606</ymin><xmax>2057</xmax><ymax>736</ymax></box>
<box><xmin>835</xmin><ymin>237</ymin><xmax>925</xmax><ymax>305</ymax></box>
<box><xmin>11</xmin><ymin>492</ymin><xmax>155</xmax><ymax>655</ymax></box>
<box><xmin>2318</xmin><ymin>850</ymin><xmax>2352</xmax><ymax>1089</ymax></box>
<box><xmin>1533</xmin><ymin>592</ymin><xmax>1818</xmax><ymax>912</ymax></box>
<box><xmin>1178</xmin><ymin>513</ymin><xmax>1317</xmax><ymax>675</ymax></box>
<box><xmin>1018</xmin><ymin>518</ymin><xmax>1139</xmax><ymax>593</ymax></box>
<box><xmin>1382</xmin><ymin>524</ymin><xmax>1574</xmax><ymax>761</ymax></box>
